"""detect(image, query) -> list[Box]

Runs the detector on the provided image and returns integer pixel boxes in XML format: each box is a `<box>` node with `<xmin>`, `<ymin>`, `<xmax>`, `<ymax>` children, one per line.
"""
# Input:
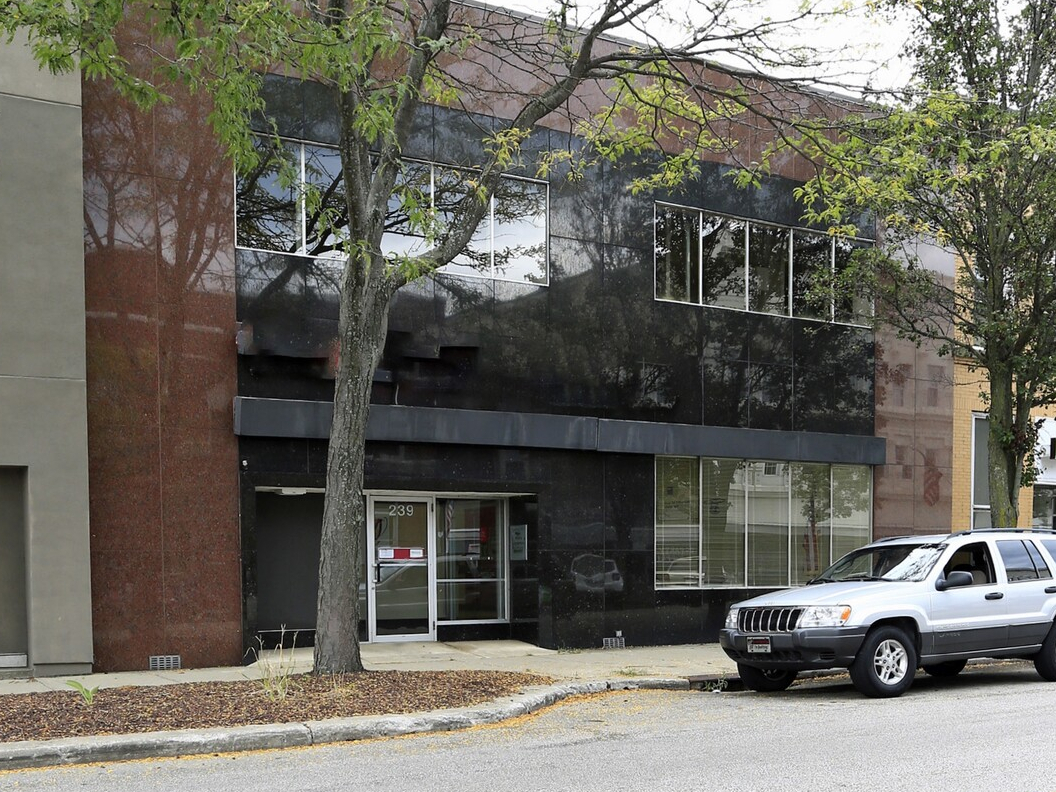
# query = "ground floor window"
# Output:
<box><xmin>655</xmin><ymin>457</ymin><xmax>872</xmax><ymax>589</ymax></box>
<box><xmin>436</xmin><ymin>498</ymin><xmax>507</xmax><ymax>622</ymax></box>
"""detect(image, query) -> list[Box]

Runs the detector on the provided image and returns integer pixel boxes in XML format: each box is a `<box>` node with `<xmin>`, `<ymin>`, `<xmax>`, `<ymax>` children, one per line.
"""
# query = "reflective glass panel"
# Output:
<box><xmin>303</xmin><ymin>144</ymin><xmax>347</xmax><ymax>256</ymax></box>
<box><xmin>702</xmin><ymin>458</ymin><xmax>746</xmax><ymax>586</ymax></box>
<box><xmin>435</xmin><ymin>498</ymin><xmax>506</xmax><ymax>622</ymax></box>
<box><xmin>493</xmin><ymin>178</ymin><xmax>547</xmax><ymax>284</ymax></box>
<box><xmin>381</xmin><ymin>160</ymin><xmax>432</xmax><ymax>260</ymax></box>
<box><xmin>701</xmin><ymin>215</ymin><xmax>746</xmax><ymax>310</ymax></box>
<box><xmin>748</xmin><ymin>223</ymin><xmax>790</xmax><ymax>315</ymax></box>
<box><xmin>372</xmin><ymin>500</ymin><xmax>430</xmax><ymax>637</ymax></box>
<box><xmin>834</xmin><ymin>238</ymin><xmax>872</xmax><ymax>324</ymax></box>
<box><xmin>791</xmin><ymin>230</ymin><xmax>832</xmax><ymax>319</ymax></box>
<box><xmin>655</xmin><ymin>206</ymin><xmax>700</xmax><ymax>303</ymax></box>
<box><xmin>655</xmin><ymin>457</ymin><xmax>701</xmax><ymax>587</ymax></box>
<box><xmin>747</xmin><ymin>461</ymin><xmax>789</xmax><ymax>586</ymax></box>
<box><xmin>236</xmin><ymin>137</ymin><xmax>300</xmax><ymax>253</ymax></box>
<box><xmin>791</xmin><ymin>463</ymin><xmax>832</xmax><ymax>585</ymax></box>
<box><xmin>1034</xmin><ymin>486</ymin><xmax>1056</xmax><ymax>530</ymax></box>
<box><xmin>831</xmin><ymin>464</ymin><xmax>872</xmax><ymax>561</ymax></box>
<box><xmin>437</xmin><ymin>581</ymin><xmax>503</xmax><ymax>620</ymax></box>
<box><xmin>435</xmin><ymin>166</ymin><xmax>491</xmax><ymax>278</ymax></box>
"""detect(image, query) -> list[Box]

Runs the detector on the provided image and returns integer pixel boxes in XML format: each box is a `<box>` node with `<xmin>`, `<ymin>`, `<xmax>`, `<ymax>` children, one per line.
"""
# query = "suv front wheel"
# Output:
<box><xmin>1034</xmin><ymin>621</ymin><xmax>1056</xmax><ymax>681</ymax></box>
<box><xmin>850</xmin><ymin>626</ymin><xmax>917</xmax><ymax>698</ymax></box>
<box><xmin>737</xmin><ymin>663</ymin><xmax>797</xmax><ymax>692</ymax></box>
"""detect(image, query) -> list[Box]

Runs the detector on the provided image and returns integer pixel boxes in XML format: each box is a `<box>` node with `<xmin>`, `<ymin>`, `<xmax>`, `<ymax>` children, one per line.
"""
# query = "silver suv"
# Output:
<box><xmin>720</xmin><ymin>529</ymin><xmax>1056</xmax><ymax>697</ymax></box>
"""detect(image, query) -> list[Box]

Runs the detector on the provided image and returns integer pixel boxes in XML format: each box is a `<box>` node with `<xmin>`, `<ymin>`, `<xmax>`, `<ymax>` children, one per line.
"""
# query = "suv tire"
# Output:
<box><xmin>1034</xmin><ymin>621</ymin><xmax>1056</xmax><ymax>681</ymax></box>
<box><xmin>922</xmin><ymin>659</ymin><xmax>966</xmax><ymax>678</ymax></box>
<box><xmin>850</xmin><ymin>626</ymin><xmax>917</xmax><ymax>698</ymax></box>
<box><xmin>737</xmin><ymin>663</ymin><xmax>797</xmax><ymax>692</ymax></box>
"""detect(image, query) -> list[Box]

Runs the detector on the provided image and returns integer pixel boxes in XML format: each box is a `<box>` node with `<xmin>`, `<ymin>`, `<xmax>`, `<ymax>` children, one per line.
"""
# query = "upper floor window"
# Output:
<box><xmin>236</xmin><ymin>136</ymin><xmax>548</xmax><ymax>285</ymax></box>
<box><xmin>654</xmin><ymin>203</ymin><xmax>871</xmax><ymax>325</ymax></box>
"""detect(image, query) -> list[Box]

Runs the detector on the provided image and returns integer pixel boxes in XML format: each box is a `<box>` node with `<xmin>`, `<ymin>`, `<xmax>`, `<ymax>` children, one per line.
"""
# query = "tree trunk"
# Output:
<box><xmin>987</xmin><ymin>365</ymin><xmax>1021</xmax><ymax>528</ymax></box>
<box><xmin>313</xmin><ymin>268</ymin><xmax>394</xmax><ymax>674</ymax></box>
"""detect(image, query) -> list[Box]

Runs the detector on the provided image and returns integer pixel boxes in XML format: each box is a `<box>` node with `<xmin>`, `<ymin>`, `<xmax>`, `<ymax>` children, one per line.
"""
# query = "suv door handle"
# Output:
<box><xmin>1046</xmin><ymin>586</ymin><xmax>1056</xmax><ymax>594</ymax></box>
<box><xmin>985</xmin><ymin>592</ymin><xmax>1004</xmax><ymax>600</ymax></box>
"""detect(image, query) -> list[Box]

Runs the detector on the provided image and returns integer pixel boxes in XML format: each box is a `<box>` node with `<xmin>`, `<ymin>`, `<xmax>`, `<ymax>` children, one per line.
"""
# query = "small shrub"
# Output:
<box><xmin>66</xmin><ymin>680</ymin><xmax>99</xmax><ymax>706</ymax></box>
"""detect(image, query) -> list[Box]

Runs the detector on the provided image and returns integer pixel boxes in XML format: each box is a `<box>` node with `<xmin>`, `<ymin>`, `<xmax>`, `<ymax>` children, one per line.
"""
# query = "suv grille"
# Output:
<box><xmin>739</xmin><ymin>607</ymin><xmax>803</xmax><ymax>633</ymax></box>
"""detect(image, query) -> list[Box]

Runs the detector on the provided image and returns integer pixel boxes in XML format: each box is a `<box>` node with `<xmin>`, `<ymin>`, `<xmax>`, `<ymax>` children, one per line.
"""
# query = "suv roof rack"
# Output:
<box><xmin>945</xmin><ymin>527</ymin><xmax>1056</xmax><ymax>538</ymax></box>
<box><xmin>872</xmin><ymin>535</ymin><xmax>915</xmax><ymax>543</ymax></box>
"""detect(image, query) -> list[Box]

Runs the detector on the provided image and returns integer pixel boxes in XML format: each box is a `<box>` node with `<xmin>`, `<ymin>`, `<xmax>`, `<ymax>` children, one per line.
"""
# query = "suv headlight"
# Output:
<box><xmin>798</xmin><ymin>605</ymin><xmax>852</xmax><ymax>628</ymax></box>
<box><xmin>724</xmin><ymin>608</ymin><xmax>740</xmax><ymax>630</ymax></box>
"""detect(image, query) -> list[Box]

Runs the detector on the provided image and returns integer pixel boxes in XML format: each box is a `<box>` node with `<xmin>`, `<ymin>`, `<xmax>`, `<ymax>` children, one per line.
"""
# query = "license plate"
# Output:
<box><xmin>746</xmin><ymin>636</ymin><xmax>771</xmax><ymax>654</ymax></box>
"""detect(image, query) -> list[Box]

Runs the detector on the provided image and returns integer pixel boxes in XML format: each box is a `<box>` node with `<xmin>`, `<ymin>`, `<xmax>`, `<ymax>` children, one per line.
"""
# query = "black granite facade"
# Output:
<box><xmin>236</xmin><ymin>75</ymin><xmax>880</xmax><ymax>650</ymax></box>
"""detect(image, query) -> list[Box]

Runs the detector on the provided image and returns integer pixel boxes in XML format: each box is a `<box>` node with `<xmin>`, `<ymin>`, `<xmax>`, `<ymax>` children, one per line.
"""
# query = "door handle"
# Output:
<box><xmin>985</xmin><ymin>592</ymin><xmax>1004</xmax><ymax>600</ymax></box>
<box><xmin>1045</xmin><ymin>586</ymin><xmax>1056</xmax><ymax>594</ymax></box>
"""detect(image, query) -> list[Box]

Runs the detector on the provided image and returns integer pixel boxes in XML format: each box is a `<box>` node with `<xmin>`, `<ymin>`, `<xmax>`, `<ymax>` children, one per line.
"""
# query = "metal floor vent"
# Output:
<box><xmin>602</xmin><ymin>631</ymin><xmax>626</xmax><ymax>650</ymax></box>
<box><xmin>149</xmin><ymin>654</ymin><xmax>182</xmax><ymax>671</ymax></box>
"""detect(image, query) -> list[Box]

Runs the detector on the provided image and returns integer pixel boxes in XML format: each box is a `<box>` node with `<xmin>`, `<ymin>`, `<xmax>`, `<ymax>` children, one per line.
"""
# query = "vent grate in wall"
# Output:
<box><xmin>149</xmin><ymin>654</ymin><xmax>182</xmax><ymax>671</ymax></box>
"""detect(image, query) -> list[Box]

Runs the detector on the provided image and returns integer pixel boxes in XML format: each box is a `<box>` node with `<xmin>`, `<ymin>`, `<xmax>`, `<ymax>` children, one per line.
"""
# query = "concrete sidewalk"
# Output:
<box><xmin>0</xmin><ymin>641</ymin><xmax>739</xmax><ymax>770</ymax></box>
<box><xmin>0</xmin><ymin>640</ymin><xmax>737</xmax><ymax>695</ymax></box>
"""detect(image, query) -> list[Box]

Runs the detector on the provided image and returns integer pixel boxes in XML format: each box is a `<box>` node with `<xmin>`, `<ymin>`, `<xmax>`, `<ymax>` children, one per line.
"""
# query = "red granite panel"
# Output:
<box><xmin>87</xmin><ymin>435</ymin><xmax>162</xmax><ymax>555</ymax></box>
<box><xmin>83</xmin><ymin>69</ymin><xmax>241</xmax><ymax>670</ymax></box>
<box><xmin>81</xmin><ymin>79</ymin><xmax>156</xmax><ymax>180</ymax></box>
<box><xmin>83</xmin><ymin>175</ymin><xmax>159</xmax><ymax>307</ymax></box>
<box><xmin>90</xmin><ymin>549</ymin><xmax>167</xmax><ymax>671</ymax></box>
<box><xmin>85</xmin><ymin>300</ymin><xmax>160</xmax><ymax>426</ymax></box>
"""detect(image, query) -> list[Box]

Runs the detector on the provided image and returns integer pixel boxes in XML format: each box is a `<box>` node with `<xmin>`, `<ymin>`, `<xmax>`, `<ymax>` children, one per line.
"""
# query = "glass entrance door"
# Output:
<box><xmin>368</xmin><ymin>498</ymin><xmax>435</xmax><ymax>641</ymax></box>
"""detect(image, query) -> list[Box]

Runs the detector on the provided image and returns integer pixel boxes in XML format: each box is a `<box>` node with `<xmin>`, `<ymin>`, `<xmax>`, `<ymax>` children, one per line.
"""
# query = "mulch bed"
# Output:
<box><xmin>0</xmin><ymin>671</ymin><xmax>551</xmax><ymax>743</ymax></box>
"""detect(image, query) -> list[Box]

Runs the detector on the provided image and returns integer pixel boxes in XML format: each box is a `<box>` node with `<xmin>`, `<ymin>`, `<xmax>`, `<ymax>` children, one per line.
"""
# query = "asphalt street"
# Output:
<box><xmin>3</xmin><ymin>662</ymin><xmax>1050</xmax><ymax>792</ymax></box>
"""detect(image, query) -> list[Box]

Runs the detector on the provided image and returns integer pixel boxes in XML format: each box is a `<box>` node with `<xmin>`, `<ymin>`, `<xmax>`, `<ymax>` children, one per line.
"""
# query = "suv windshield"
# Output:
<box><xmin>812</xmin><ymin>543</ymin><xmax>946</xmax><ymax>583</ymax></box>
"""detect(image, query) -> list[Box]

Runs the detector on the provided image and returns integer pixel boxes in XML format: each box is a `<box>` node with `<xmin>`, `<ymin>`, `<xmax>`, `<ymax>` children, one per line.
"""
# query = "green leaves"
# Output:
<box><xmin>66</xmin><ymin>679</ymin><xmax>99</xmax><ymax>706</ymax></box>
<box><xmin>803</xmin><ymin>0</ymin><xmax>1056</xmax><ymax>527</ymax></box>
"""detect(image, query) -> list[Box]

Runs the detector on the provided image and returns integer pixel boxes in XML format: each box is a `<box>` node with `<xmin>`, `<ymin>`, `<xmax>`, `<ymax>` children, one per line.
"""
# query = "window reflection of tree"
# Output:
<box><xmin>84</xmin><ymin>74</ymin><xmax>237</xmax><ymax>468</ymax></box>
<box><xmin>655</xmin><ymin>207</ymin><xmax>699</xmax><ymax>302</ymax></box>
<box><xmin>237</xmin><ymin>144</ymin><xmax>546</xmax><ymax>284</ymax></box>
<box><xmin>234</xmin><ymin>137</ymin><xmax>300</xmax><ymax>253</ymax></box>
<box><xmin>792</xmin><ymin>230</ymin><xmax>832</xmax><ymax>320</ymax></box>
<box><xmin>701</xmin><ymin>215</ymin><xmax>746</xmax><ymax>309</ymax></box>
<box><xmin>748</xmin><ymin>224</ymin><xmax>790</xmax><ymax>315</ymax></box>
<box><xmin>492</xmin><ymin>179</ymin><xmax>546</xmax><ymax>284</ymax></box>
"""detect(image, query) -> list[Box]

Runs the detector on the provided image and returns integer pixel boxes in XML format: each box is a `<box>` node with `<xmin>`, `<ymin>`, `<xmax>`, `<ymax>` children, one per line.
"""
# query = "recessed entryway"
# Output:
<box><xmin>0</xmin><ymin>468</ymin><xmax>27</xmax><ymax>667</ymax></box>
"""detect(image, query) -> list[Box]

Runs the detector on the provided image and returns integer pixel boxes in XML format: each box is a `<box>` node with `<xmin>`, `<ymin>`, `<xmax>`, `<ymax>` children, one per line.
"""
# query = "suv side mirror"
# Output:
<box><xmin>936</xmin><ymin>570</ymin><xmax>974</xmax><ymax>591</ymax></box>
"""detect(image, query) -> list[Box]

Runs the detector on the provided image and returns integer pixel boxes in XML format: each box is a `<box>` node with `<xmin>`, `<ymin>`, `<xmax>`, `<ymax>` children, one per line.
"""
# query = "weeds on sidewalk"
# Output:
<box><xmin>248</xmin><ymin>629</ymin><xmax>299</xmax><ymax>702</ymax></box>
<box><xmin>701</xmin><ymin>675</ymin><xmax>728</xmax><ymax>693</ymax></box>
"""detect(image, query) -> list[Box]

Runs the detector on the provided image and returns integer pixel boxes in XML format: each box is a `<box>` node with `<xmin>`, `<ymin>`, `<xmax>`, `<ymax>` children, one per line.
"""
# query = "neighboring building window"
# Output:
<box><xmin>1034</xmin><ymin>486</ymin><xmax>1056</xmax><ymax>531</ymax></box>
<box><xmin>972</xmin><ymin>414</ymin><xmax>991</xmax><ymax>529</ymax></box>
<box><xmin>655</xmin><ymin>457</ymin><xmax>872</xmax><ymax>589</ymax></box>
<box><xmin>236</xmin><ymin>136</ymin><xmax>548</xmax><ymax>285</ymax></box>
<box><xmin>654</xmin><ymin>203</ymin><xmax>872</xmax><ymax>325</ymax></box>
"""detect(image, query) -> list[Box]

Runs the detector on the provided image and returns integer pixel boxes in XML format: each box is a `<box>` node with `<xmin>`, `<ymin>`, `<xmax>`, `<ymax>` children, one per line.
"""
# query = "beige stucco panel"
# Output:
<box><xmin>0</xmin><ymin>376</ymin><xmax>93</xmax><ymax>665</ymax></box>
<box><xmin>0</xmin><ymin>92</ymin><xmax>86</xmax><ymax>380</ymax></box>
<box><xmin>0</xmin><ymin>33</ymin><xmax>81</xmax><ymax>106</ymax></box>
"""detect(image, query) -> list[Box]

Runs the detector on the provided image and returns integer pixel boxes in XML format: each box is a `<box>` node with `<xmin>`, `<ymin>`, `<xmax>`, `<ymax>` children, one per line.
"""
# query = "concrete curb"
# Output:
<box><xmin>0</xmin><ymin>677</ymin><xmax>704</xmax><ymax>771</ymax></box>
